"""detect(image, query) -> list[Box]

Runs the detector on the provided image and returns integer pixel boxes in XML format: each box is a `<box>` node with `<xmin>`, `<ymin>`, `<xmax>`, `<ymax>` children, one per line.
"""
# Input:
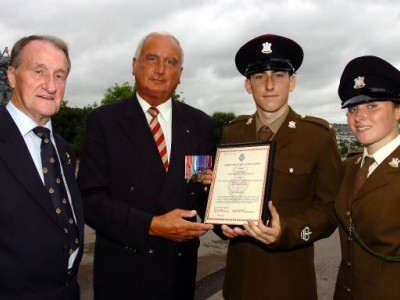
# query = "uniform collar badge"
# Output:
<box><xmin>389</xmin><ymin>157</ymin><xmax>400</xmax><ymax>168</ymax></box>
<box><xmin>353</xmin><ymin>76</ymin><xmax>366</xmax><ymax>89</ymax></box>
<box><xmin>288</xmin><ymin>121</ymin><xmax>296</xmax><ymax>129</ymax></box>
<box><xmin>261</xmin><ymin>42</ymin><xmax>272</xmax><ymax>54</ymax></box>
<box><xmin>246</xmin><ymin>117</ymin><xmax>253</xmax><ymax>125</ymax></box>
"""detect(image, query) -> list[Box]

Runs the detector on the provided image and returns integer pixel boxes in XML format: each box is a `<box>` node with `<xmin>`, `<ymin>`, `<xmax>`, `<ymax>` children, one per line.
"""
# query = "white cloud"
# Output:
<box><xmin>2</xmin><ymin>0</ymin><xmax>400</xmax><ymax>124</ymax></box>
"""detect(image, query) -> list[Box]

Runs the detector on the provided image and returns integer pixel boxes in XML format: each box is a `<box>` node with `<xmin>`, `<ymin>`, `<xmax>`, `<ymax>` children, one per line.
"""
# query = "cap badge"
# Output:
<box><xmin>261</xmin><ymin>42</ymin><xmax>272</xmax><ymax>54</ymax></box>
<box><xmin>389</xmin><ymin>157</ymin><xmax>400</xmax><ymax>168</ymax></box>
<box><xmin>288</xmin><ymin>121</ymin><xmax>296</xmax><ymax>129</ymax></box>
<box><xmin>353</xmin><ymin>76</ymin><xmax>366</xmax><ymax>89</ymax></box>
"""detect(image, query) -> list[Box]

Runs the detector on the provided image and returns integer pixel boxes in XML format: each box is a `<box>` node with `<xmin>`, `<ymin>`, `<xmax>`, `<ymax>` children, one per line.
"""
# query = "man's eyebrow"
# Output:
<box><xmin>32</xmin><ymin>63</ymin><xmax>67</xmax><ymax>74</ymax></box>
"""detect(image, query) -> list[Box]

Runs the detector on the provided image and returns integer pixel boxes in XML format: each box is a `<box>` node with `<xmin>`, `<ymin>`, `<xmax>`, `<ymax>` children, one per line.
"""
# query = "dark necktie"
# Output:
<box><xmin>353</xmin><ymin>156</ymin><xmax>375</xmax><ymax>196</ymax></box>
<box><xmin>148</xmin><ymin>107</ymin><xmax>169</xmax><ymax>171</ymax></box>
<box><xmin>33</xmin><ymin>126</ymin><xmax>79</xmax><ymax>255</ymax></box>
<box><xmin>258</xmin><ymin>125</ymin><xmax>273</xmax><ymax>142</ymax></box>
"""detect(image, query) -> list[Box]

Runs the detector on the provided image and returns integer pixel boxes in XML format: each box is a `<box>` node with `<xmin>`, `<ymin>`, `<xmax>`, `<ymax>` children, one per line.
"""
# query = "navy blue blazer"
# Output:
<box><xmin>78</xmin><ymin>96</ymin><xmax>215</xmax><ymax>300</ymax></box>
<box><xmin>0</xmin><ymin>106</ymin><xmax>84</xmax><ymax>300</ymax></box>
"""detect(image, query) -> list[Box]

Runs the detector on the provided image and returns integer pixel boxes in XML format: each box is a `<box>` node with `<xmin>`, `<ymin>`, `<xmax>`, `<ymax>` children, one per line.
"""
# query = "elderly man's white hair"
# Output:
<box><xmin>134</xmin><ymin>31</ymin><xmax>184</xmax><ymax>67</ymax></box>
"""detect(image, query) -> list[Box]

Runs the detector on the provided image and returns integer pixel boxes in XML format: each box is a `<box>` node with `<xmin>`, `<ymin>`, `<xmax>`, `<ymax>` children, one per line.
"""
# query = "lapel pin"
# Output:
<box><xmin>288</xmin><ymin>121</ymin><xmax>296</xmax><ymax>129</ymax></box>
<box><xmin>66</xmin><ymin>152</ymin><xmax>71</xmax><ymax>165</ymax></box>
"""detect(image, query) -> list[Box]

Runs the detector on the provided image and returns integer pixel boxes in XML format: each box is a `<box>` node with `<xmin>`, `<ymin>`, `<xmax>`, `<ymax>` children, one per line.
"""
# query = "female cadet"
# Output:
<box><xmin>335</xmin><ymin>55</ymin><xmax>400</xmax><ymax>299</ymax></box>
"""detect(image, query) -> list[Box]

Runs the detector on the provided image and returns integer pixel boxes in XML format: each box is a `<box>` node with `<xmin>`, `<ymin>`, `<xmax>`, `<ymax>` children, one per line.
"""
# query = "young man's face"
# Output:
<box><xmin>245</xmin><ymin>70</ymin><xmax>296</xmax><ymax>116</ymax></box>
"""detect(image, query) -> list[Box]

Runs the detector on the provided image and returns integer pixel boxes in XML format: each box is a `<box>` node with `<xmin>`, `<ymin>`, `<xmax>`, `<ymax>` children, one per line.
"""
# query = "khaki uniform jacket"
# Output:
<box><xmin>222</xmin><ymin>107</ymin><xmax>342</xmax><ymax>300</ymax></box>
<box><xmin>334</xmin><ymin>146</ymin><xmax>400</xmax><ymax>300</ymax></box>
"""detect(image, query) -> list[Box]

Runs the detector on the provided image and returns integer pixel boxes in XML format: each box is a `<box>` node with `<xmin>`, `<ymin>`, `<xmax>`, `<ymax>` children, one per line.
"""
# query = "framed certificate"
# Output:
<box><xmin>204</xmin><ymin>142</ymin><xmax>275</xmax><ymax>225</ymax></box>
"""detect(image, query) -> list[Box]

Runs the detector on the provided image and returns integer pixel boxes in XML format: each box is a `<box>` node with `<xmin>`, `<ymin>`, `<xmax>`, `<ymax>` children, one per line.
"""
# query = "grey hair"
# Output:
<box><xmin>134</xmin><ymin>31</ymin><xmax>184</xmax><ymax>67</ymax></box>
<box><xmin>9</xmin><ymin>35</ymin><xmax>71</xmax><ymax>75</ymax></box>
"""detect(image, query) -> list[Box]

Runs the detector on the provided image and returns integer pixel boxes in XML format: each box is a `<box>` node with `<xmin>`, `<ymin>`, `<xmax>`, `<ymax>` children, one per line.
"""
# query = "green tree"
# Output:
<box><xmin>211</xmin><ymin>111</ymin><xmax>236</xmax><ymax>144</ymax></box>
<box><xmin>101</xmin><ymin>82</ymin><xmax>135</xmax><ymax>105</ymax></box>
<box><xmin>340</xmin><ymin>145</ymin><xmax>348</xmax><ymax>157</ymax></box>
<box><xmin>52</xmin><ymin>101</ymin><xmax>96</xmax><ymax>156</ymax></box>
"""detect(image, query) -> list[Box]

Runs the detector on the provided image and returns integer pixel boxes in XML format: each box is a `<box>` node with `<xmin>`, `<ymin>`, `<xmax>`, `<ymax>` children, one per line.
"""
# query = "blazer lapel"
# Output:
<box><xmin>118</xmin><ymin>96</ymin><xmax>167</xmax><ymax>181</ymax></box>
<box><xmin>54</xmin><ymin>135</ymin><xmax>85</xmax><ymax>237</ymax></box>
<box><xmin>159</xmin><ymin>101</ymin><xmax>190</xmax><ymax>200</ymax></box>
<box><xmin>0</xmin><ymin>108</ymin><xmax>63</xmax><ymax>229</ymax></box>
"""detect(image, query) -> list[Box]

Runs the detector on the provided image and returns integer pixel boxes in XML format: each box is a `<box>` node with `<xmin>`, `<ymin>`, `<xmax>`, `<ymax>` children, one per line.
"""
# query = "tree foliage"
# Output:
<box><xmin>52</xmin><ymin>101</ymin><xmax>97</xmax><ymax>156</ymax></box>
<box><xmin>211</xmin><ymin>111</ymin><xmax>236</xmax><ymax>144</ymax></box>
<box><xmin>101</xmin><ymin>82</ymin><xmax>134</xmax><ymax>105</ymax></box>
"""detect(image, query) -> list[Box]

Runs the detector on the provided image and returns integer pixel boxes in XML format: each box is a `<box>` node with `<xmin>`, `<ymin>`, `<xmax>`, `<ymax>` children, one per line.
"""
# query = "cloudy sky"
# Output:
<box><xmin>2</xmin><ymin>0</ymin><xmax>400</xmax><ymax>123</ymax></box>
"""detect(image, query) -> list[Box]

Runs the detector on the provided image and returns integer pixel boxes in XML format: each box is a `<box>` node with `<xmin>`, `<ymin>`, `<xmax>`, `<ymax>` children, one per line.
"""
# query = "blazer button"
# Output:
<box><xmin>129</xmin><ymin>187</ymin><xmax>135</xmax><ymax>193</ymax></box>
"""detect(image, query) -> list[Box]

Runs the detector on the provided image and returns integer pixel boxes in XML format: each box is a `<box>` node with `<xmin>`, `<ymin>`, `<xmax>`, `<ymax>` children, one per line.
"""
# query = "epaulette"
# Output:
<box><xmin>226</xmin><ymin>115</ymin><xmax>254</xmax><ymax>126</ymax></box>
<box><xmin>298</xmin><ymin>114</ymin><xmax>333</xmax><ymax>131</ymax></box>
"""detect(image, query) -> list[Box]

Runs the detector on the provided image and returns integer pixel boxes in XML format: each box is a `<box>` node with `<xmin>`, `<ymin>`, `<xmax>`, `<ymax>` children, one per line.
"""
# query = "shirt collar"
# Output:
<box><xmin>255</xmin><ymin>106</ymin><xmax>289</xmax><ymax>134</ymax></box>
<box><xmin>6</xmin><ymin>101</ymin><xmax>52</xmax><ymax>136</ymax></box>
<box><xmin>136</xmin><ymin>93</ymin><xmax>172</xmax><ymax>123</ymax></box>
<box><xmin>363</xmin><ymin>135</ymin><xmax>400</xmax><ymax>165</ymax></box>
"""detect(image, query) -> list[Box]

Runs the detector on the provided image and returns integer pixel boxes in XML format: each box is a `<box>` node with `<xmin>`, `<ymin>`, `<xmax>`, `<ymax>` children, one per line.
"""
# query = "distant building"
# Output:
<box><xmin>0</xmin><ymin>55</ymin><xmax>11</xmax><ymax>106</ymax></box>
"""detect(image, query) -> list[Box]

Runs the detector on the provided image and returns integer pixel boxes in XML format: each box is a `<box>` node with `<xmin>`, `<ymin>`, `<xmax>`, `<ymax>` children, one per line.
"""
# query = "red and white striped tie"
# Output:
<box><xmin>148</xmin><ymin>106</ymin><xmax>169</xmax><ymax>171</ymax></box>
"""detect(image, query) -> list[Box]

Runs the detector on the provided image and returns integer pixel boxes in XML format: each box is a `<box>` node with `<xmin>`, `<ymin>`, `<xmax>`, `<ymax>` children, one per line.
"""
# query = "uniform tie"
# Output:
<box><xmin>148</xmin><ymin>107</ymin><xmax>169</xmax><ymax>171</ymax></box>
<box><xmin>33</xmin><ymin>126</ymin><xmax>79</xmax><ymax>255</ymax></box>
<box><xmin>258</xmin><ymin>125</ymin><xmax>273</xmax><ymax>142</ymax></box>
<box><xmin>354</xmin><ymin>156</ymin><xmax>375</xmax><ymax>196</ymax></box>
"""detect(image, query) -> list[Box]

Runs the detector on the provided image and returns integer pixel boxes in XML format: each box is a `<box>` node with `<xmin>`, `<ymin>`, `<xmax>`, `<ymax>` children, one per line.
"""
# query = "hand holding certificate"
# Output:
<box><xmin>204</xmin><ymin>142</ymin><xmax>275</xmax><ymax>225</ymax></box>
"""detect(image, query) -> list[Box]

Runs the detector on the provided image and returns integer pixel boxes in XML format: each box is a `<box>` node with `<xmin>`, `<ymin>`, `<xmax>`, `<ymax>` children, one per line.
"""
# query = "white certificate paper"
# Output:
<box><xmin>204</xmin><ymin>143</ymin><xmax>274</xmax><ymax>225</ymax></box>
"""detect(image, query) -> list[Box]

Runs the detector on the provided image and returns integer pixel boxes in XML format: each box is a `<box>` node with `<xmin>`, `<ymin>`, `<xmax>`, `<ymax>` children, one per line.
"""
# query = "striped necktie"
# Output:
<box><xmin>148</xmin><ymin>107</ymin><xmax>169</xmax><ymax>171</ymax></box>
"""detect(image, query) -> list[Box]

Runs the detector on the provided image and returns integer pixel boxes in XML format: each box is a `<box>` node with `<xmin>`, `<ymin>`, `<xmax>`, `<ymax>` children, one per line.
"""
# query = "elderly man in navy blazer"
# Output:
<box><xmin>0</xmin><ymin>35</ymin><xmax>84</xmax><ymax>299</ymax></box>
<box><xmin>78</xmin><ymin>31</ymin><xmax>215</xmax><ymax>300</ymax></box>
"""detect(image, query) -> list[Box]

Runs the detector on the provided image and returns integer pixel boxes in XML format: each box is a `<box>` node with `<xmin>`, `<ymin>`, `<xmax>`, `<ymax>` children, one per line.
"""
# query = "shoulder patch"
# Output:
<box><xmin>227</xmin><ymin>115</ymin><xmax>253</xmax><ymax>126</ymax></box>
<box><xmin>300</xmin><ymin>115</ymin><xmax>333</xmax><ymax>131</ymax></box>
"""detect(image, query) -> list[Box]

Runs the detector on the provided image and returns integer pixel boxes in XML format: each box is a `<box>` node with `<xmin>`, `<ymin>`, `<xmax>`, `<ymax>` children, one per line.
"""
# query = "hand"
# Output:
<box><xmin>221</xmin><ymin>224</ymin><xmax>248</xmax><ymax>239</ymax></box>
<box><xmin>243</xmin><ymin>201</ymin><xmax>281</xmax><ymax>245</ymax></box>
<box><xmin>149</xmin><ymin>209</ymin><xmax>214</xmax><ymax>242</ymax></box>
<box><xmin>200</xmin><ymin>168</ymin><xmax>213</xmax><ymax>192</ymax></box>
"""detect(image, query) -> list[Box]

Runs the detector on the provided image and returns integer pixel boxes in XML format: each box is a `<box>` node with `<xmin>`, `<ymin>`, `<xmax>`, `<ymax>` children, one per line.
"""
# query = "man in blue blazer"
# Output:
<box><xmin>0</xmin><ymin>35</ymin><xmax>84</xmax><ymax>299</ymax></box>
<box><xmin>78</xmin><ymin>32</ymin><xmax>215</xmax><ymax>300</ymax></box>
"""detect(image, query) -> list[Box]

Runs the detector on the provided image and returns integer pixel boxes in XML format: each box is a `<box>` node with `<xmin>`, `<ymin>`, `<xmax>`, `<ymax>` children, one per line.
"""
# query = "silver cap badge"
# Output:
<box><xmin>353</xmin><ymin>76</ymin><xmax>366</xmax><ymax>89</ymax></box>
<box><xmin>261</xmin><ymin>42</ymin><xmax>272</xmax><ymax>54</ymax></box>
